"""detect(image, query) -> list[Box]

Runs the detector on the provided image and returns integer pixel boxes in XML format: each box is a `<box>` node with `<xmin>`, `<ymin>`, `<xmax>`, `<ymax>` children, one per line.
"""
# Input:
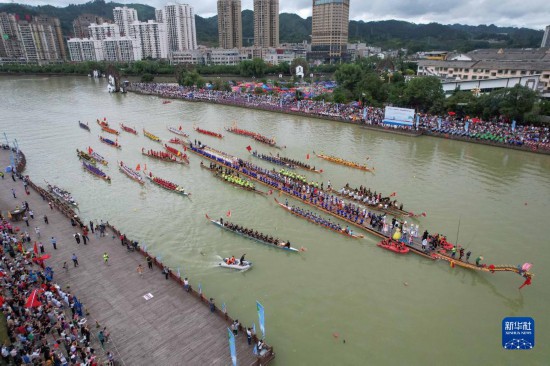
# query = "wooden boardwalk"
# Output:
<box><xmin>0</xmin><ymin>150</ymin><xmax>272</xmax><ymax>365</ymax></box>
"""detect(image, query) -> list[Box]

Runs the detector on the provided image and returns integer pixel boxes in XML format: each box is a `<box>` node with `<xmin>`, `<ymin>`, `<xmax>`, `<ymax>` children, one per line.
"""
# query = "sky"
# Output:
<box><xmin>0</xmin><ymin>0</ymin><xmax>548</xmax><ymax>30</ymax></box>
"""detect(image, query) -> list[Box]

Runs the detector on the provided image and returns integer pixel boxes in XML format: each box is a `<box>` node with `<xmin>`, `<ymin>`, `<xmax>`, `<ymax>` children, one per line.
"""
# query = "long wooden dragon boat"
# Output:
<box><xmin>76</xmin><ymin>149</ymin><xmax>96</xmax><ymax>165</ymax></box>
<box><xmin>141</xmin><ymin>148</ymin><xmax>185</xmax><ymax>164</ymax></box>
<box><xmin>143</xmin><ymin>129</ymin><xmax>161</xmax><ymax>142</ymax></box>
<box><xmin>99</xmin><ymin>136</ymin><xmax>121</xmax><ymax>149</ymax></box>
<box><xmin>79</xmin><ymin>121</ymin><xmax>90</xmax><ymax>131</ymax></box>
<box><xmin>97</xmin><ymin>119</ymin><xmax>109</xmax><ymax>127</ymax></box>
<box><xmin>225</xmin><ymin>126</ymin><xmax>277</xmax><ymax>147</ymax></box>
<box><xmin>82</xmin><ymin>161</ymin><xmax>110</xmax><ymax>182</ymax></box>
<box><xmin>101</xmin><ymin>125</ymin><xmax>120</xmax><ymax>135</ymax></box>
<box><xmin>330</xmin><ymin>186</ymin><xmax>410</xmax><ymax>217</ymax></box>
<box><xmin>118</xmin><ymin>161</ymin><xmax>144</xmax><ymax>185</ymax></box>
<box><xmin>251</xmin><ymin>151</ymin><xmax>295</xmax><ymax>169</ymax></box>
<box><xmin>277</xmin><ymin>154</ymin><xmax>322</xmax><ymax>174</ymax></box>
<box><xmin>89</xmin><ymin>148</ymin><xmax>108</xmax><ymax>166</ymax></box>
<box><xmin>201</xmin><ymin>163</ymin><xmax>266</xmax><ymax>196</ymax></box>
<box><xmin>167</xmin><ymin>126</ymin><xmax>189</xmax><ymax>138</ymax></box>
<box><xmin>120</xmin><ymin>123</ymin><xmax>138</xmax><ymax>135</ymax></box>
<box><xmin>146</xmin><ymin>172</ymin><xmax>189</xmax><ymax>196</ymax></box>
<box><xmin>274</xmin><ymin>198</ymin><xmax>364</xmax><ymax>239</ymax></box>
<box><xmin>315</xmin><ymin>152</ymin><xmax>374</xmax><ymax>172</ymax></box>
<box><xmin>194</xmin><ymin>126</ymin><xmax>223</xmax><ymax>138</ymax></box>
<box><xmin>164</xmin><ymin>144</ymin><xmax>190</xmax><ymax>164</ymax></box>
<box><xmin>206</xmin><ymin>214</ymin><xmax>299</xmax><ymax>252</ymax></box>
<box><xmin>188</xmin><ymin>144</ymin><xmax>534</xmax><ymax>281</ymax></box>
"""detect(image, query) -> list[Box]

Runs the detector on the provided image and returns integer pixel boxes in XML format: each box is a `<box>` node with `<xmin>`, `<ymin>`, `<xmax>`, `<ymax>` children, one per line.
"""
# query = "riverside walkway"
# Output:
<box><xmin>0</xmin><ymin>150</ymin><xmax>272</xmax><ymax>365</ymax></box>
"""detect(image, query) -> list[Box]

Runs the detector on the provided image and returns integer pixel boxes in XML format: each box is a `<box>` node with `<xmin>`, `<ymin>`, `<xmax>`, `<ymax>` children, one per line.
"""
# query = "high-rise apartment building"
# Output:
<box><xmin>156</xmin><ymin>3</ymin><xmax>197</xmax><ymax>52</ymax></box>
<box><xmin>542</xmin><ymin>26</ymin><xmax>550</xmax><ymax>48</ymax></box>
<box><xmin>130</xmin><ymin>20</ymin><xmax>168</xmax><ymax>59</ymax></box>
<box><xmin>89</xmin><ymin>23</ymin><xmax>120</xmax><ymax>41</ymax></box>
<box><xmin>67</xmin><ymin>38</ymin><xmax>104</xmax><ymax>61</ymax></box>
<box><xmin>1</xmin><ymin>14</ymin><xmax>66</xmax><ymax>63</ymax></box>
<box><xmin>113</xmin><ymin>6</ymin><xmax>138</xmax><ymax>37</ymax></box>
<box><xmin>73</xmin><ymin>14</ymin><xmax>109</xmax><ymax>38</ymax></box>
<box><xmin>253</xmin><ymin>0</ymin><xmax>278</xmax><ymax>48</ymax></box>
<box><xmin>0</xmin><ymin>12</ymin><xmax>24</xmax><ymax>60</ymax></box>
<box><xmin>217</xmin><ymin>0</ymin><xmax>242</xmax><ymax>49</ymax></box>
<box><xmin>310</xmin><ymin>0</ymin><xmax>350</xmax><ymax>61</ymax></box>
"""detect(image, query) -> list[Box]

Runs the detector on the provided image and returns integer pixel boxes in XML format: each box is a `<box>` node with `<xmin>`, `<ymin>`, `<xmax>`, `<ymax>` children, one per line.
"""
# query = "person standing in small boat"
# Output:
<box><xmin>240</xmin><ymin>254</ymin><xmax>246</xmax><ymax>265</ymax></box>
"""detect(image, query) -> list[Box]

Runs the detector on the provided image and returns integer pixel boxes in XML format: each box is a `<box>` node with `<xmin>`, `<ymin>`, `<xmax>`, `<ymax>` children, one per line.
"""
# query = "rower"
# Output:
<box><xmin>285</xmin><ymin>241</ymin><xmax>291</xmax><ymax>248</ymax></box>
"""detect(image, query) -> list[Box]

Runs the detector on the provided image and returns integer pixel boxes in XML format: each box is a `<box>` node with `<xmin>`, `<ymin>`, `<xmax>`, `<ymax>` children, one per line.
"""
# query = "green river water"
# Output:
<box><xmin>1</xmin><ymin>75</ymin><xmax>549</xmax><ymax>365</ymax></box>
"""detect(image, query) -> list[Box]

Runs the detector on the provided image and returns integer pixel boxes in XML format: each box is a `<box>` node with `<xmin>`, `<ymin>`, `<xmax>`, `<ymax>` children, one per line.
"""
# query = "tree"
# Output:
<box><xmin>403</xmin><ymin>76</ymin><xmax>444</xmax><ymax>112</ymax></box>
<box><xmin>141</xmin><ymin>73</ymin><xmax>154</xmax><ymax>83</ymax></box>
<box><xmin>239</xmin><ymin>58</ymin><xmax>267</xmax><ymax>77</ymax></box>
<box><xmin>496</xmin><ymin>85</ymin><xmax>538</xmax><ymax>122</ymax></box>
<box><xmin>175</xmin><ymin>66</ymin><xmax>204</xmax><ymax>87</ymax></box>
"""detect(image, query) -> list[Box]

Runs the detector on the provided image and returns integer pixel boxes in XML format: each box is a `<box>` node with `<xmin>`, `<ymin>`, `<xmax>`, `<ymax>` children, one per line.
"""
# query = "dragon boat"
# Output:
<box><xmin>99</xmin><ymin>136</ymin><xmax>121</xmax><ymax>149</ymax></box>
<box><xmin>168</xmin><ymin>137</ymin><xmax>186</xmax><ymax>145</ymax></box>
<box><xmin>142</xmin><ymin>148</ymin><xmax>185</xmax><ymax>164</ymax></box>
<box><xmin>89</xmin><ymin>149</ymin><xmax>108</xmax><ymax>166</ymax></box>
<box><xmin>315</xmin><ymin>152</ymin><xmax>374</xmax><ymax>172</ymax></box>
<box><xmin>277</xmin><ymin>154</ymin><xmax>322</xmax><ymax>173</ymax></box>
<box><xmin>118</xmin><ymin>161</ymin><xmax>144</xmax><ymax>185</ymax></box>
<box><xmin>274</xmin><ymin>198</ymin><xmax>364</xmax><ymax>239</ymax></box>
<box><xmin>206</xmin><ymin>214</ymin><xmax>299</xmax><ymax>252</ymax></box>
<box><xmin>251</xmin><ymin>151</ymin><xmax>295</xmax><ymax>169</ymax></box>
<box><xmin>120</xmin><ymin>123</ymin><xmax>138</xmax><ymax>135</ymax></box>
<box><xmin>146</xmin><ymin>172</ymin><xmax>189</xmax><ymax>196</ymax></box>
<box><xmin>201</xmin><ymin>163</ymin><xmax>266</xmax><ymax>195</ymax></box>
<box><xmin>45</xmin><ymin>180</ymin><xmax>78</xmax><ymax>207</ymax></box>
<box><xmin>76</xmin><ymin>149</ymin><xmax>97</xmax><ymax>165</ymax></box>
<box><xmin>101</xmin><ymin>125</ymin><xmax>120</xmax><ymax>135</ymax></box>
<box><xmin>97</xmin><ymin>119</ymin><xmax>109</xmax><ymax>127</ymax></box>
<box><xmin>168</xmin><ymin>126</ymin><xmax>189</xmax><ymax>138</ymax></box>
<box><xmin>82</xmin><ymin>161</ymin><xmax>110</xmax><ymax>182</ymax></box>
<box><xmin>79</xmin><ymin>121</ymin><xmax>90</xmax><ymax>131</ymax></box>
<box><xmin>143</xmin><ymin>129</ymin><xmax>161</xmax><ymax>142</ymax></box>
<box><xmin>225</xmin><ymin>126</ymin><xmax>277</xmax><ymax>147</ymax></box>
<box><xmin>164</xmin><ymin>144</ymin><xmax>190</xmax><ymax>164</ymax></box>
<box><xmin>331</xmin><ymin>186</ymin><xmax>410</xmax><ymax>217</ymax></box>
<box><xmin>194</xmin><ymin>126</ymin><xmax>223</xmax><ymax>138</ymax></box>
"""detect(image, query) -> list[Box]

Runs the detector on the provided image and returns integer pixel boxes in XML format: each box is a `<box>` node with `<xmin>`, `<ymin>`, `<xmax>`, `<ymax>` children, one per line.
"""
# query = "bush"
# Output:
<box><xmin>141</xmin><ymin>73</ymin><xmax>154</xmax><ymax>83</ymax></box>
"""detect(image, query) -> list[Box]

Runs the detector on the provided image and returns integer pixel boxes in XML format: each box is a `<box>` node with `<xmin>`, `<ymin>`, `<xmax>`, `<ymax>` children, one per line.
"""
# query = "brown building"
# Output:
<box><xmin>310</xmin><ymin>0</ymin><xmax>350</xmax><ymax>62</ymax></box>
<box><xmin>0</xmin><ymin>12</ymin><xmax>25</xmax><ymax>61</ymax></box>
<box><xmin>217</xmin><ymin>0</ymin><xmax>242</xmax><ymax>49</ymax></box>
<box><xmin>253</xmin><ymin>0</ymin><xmax>278</xmax><ymax>48</ymax></box>
<box><xmin>73</xmin><ymin>14</ymin><xmax>110</xmax><ymax>38</ymax></box>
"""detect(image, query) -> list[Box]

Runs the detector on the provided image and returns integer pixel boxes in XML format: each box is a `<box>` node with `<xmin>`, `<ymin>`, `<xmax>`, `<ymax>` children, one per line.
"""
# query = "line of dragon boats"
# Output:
<box><xmin>315</xmin><ymin>152</ymin><xmax>374</xmax><ymax>172</ymax></box>
<box><xmin>118</xmin><ymin>161</ymin><xmax>144</xmax><ymax>185</ymax></box>
<box><xmin>45</xmin><ymin>180</ymin><xmax>78</xmax><ymax>206</ymax></box>
<box><xmin>225</xmin><ymin>126</ymin><xmax>278</xmax><ymax>147</ymax></box>
<box><xmin>120</xmin><ymin>123</ymin><xmax>138</xmax><ymax>135</ymax></box>
<box><xmin>78</xmin><ymin>121</ymin><xmax>90</xmax><ymax>131</ymax></box>
<box><xmin>146</xmin><ymin>172</ymin><xmax>189</xmax><ymax>196</ymax></box>
<box><xmin>187</xmin><ymin>142</ymin><xmax>533</xmax><ymax>281</ymax></box>
<box><xmin>82</xmin><ymin>161</ymin><xmax>111</xmax><ymax>182</ymax></box>
<box><xmin>142</xmin><ymin>148</ymin><xmax>186</xmax><ymax>164</ymax></box>
<box><xmin>194</xmin><ymin>126</ymin><xmax>223</xmax><ymax>138</ymax></box>
<box><xmin>164</xmin><ymin>144</ymin><xmax>190</xmax><ymax>164</ymax></box>
<box><xmin>143</xmin><ymin>129</ymin><xmax>161</xmax><ymax>142</ymax></box>
<box><xmin>206</xmin><ymin>214</ymin><xmax>299</xmax><ymax>252</ymax></box>
<box><xmin>274</xmin><ymin>198</ymin><xmax>363</xmax><ymax>239</ymax></box>
<box><xmin>99</xmin><ymin>136</ymin><xmax>121</xmax><ymax>149</ymax></box>
<box><xmin>168</xmin><ymin>126</ymin><xmax>189</xmax><ymax>138</ymax></box>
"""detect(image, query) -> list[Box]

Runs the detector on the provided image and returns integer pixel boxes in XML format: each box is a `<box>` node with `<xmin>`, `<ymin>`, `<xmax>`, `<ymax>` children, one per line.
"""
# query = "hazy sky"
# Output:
<box><xmin>0</xmin><ymin>0</ymin><xmax>548</xmax><ymax>30</ymax></box>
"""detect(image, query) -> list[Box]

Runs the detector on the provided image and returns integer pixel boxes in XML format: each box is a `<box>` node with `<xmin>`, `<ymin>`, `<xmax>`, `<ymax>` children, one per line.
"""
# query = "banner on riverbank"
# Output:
<box><xmin>383</xmin><ymin>106</ymin><xmax>415</xmax><ymax>126</ymax></box>
<box><xmin>257</xmin><ymin>301</ymin><xmax>265</xmax><ymax>338</ymax></box>
<box><xmin>228</xmin><ymin>327</ymin><xmax>237</xmax><ymax>366</ymax></box>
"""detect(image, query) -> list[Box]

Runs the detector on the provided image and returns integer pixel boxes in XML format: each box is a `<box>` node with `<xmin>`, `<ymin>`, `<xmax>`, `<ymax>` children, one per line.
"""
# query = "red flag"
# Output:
<box><xmin>25</xmin><ymin>289</ymin><xmax>42</xmax><ymax>308</ymax></box>
<box><xmin>179</xmin><ymin>125</ymin><xmax>182</xmax><ymax>130</ymax></box>
<box><xmin>226</xmin><ymin>210</ymin><xmax>231</xmax><ymax>218</ymax></box>
<box><xmin>306</xmin><ymin>153</ymin><xmax>310</xmax><ymax>160</ymax></box>
<box><xmin>144</xmin><ymin>163</ymin><xmax>147</xmax><ymax>171</ymax></box>
<box><xmin>519</xmin><ymin>276</ymin><xmax>532</xmax><ymax>289</ymax></box>
<box><xmin>0</xmin><ymin>296</ymin><xmax>4</xmax><ymax>306</ymax></box>
<box><xmin>136</xmin><ymin>164</ymin><xmax>141</xmax><ymax>171</ymax></box>
<box><xmin>33</xmin><ymin>242</ymin><xmax>38</xmax><ymax>255</ymax></box>
<box><xmin>390</xmin><ymin>192</ymin><xmax>397</xmax><ymax>197</ymax></box>
<box><xmin>421</xmin><ymin>212</ymin><xmax>427</xmax><ymax>217</ymax></box>
<box><xmin>88</xmin><ymin>146</ymin><xmax>93</xmax><ymax>154</ymax></box>
<box><xmin>183</xmin><ymin>146</ymin><xmax>187</xmax><ymax>151</ymax></box>
<box><xmin>246</xmin><ymin>145</ymin><xmax>252</xmax><ymax>152</ymax></box>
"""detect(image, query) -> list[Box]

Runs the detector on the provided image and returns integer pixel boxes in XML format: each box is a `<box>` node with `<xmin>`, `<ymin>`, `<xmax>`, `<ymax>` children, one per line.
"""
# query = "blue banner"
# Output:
<box><xmin>512</xmin><ymin>120</ymin><xmax>516</xmax><ymax>131</ymax></box>
<box><xmin>228</xmin><ymin>328</ymin><xmax>237</xmax><ymax>365</ymax></box>
<box><xmin>415</xmin><ymin>114</ymin><xmax>420</xmax><ymax>128</ymax></box>
<box><xmin>437</xmin><ymin>118</ymin><xmax>442</xmax><ymax>129</ymax></box>
<box><xmin>256</xmin><ymin>301</ymin><xmax>265</xmax><ymax>338</ymax></box>
<box><xmin>465</xmin><ymin>121</ymin><xmax>469</xmax><ymax>132</ymax></box>
<box><xmin>363</xmin><ymin>108</ymin><xmax>367</xmax><ymax>120</ymax></box>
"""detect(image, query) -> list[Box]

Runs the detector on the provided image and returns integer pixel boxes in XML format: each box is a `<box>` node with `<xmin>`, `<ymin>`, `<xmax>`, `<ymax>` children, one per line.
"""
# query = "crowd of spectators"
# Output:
<box><xmin>1</xmin><ymin>219</ymin><xmax>114</xmax><ymax>365</ymax></box>
<box><xmin>129</xmin><ymin>82</ymin><xmax>550</xmax><ymax>151</ymax></box>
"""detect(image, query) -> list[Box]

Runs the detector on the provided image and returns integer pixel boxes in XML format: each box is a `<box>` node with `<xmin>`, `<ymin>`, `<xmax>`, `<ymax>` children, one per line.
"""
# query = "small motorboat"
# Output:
<box><xmin>218</xmin><ymin>258</ymin><xmax>252</xmax><ymax>271</ymax></box>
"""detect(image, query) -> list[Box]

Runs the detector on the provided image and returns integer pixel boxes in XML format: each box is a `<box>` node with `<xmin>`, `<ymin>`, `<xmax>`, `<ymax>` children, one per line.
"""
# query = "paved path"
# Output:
<box><xmin>0</xmin><ymin>151</ymin><xmax>262</xmax><ymax>365</ymax></box>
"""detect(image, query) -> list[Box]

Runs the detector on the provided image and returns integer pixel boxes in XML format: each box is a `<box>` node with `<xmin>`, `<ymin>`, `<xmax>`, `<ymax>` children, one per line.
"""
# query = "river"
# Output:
<box><xmin>1</xmin><ymin>75</ymin><xmax>549</xmax><ymax>365</ymax></box>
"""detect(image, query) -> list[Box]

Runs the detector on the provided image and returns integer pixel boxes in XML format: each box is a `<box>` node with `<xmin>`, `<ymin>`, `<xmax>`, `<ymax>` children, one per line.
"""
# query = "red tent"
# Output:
<box><xmin>25</xmin><ymin>289</ymin><xmax>42</xmax><ymax>308</ymax></box>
